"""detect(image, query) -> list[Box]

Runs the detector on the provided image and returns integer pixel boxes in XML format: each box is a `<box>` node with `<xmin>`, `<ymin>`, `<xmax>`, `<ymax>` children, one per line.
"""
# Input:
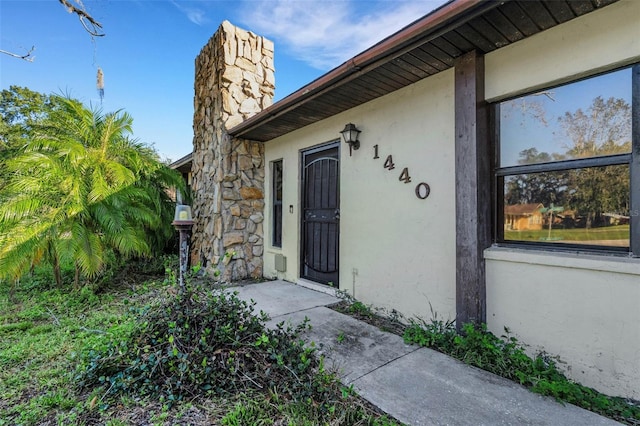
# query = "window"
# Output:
<box><xmin>494</xmin><ymin>64</ymin><xmax>639</xmax><ymax>255</ymax></box>
<box><xmin>272</xmin><ymin>160</ymin><xmax>283</xmax><ymax>247</ymax></box>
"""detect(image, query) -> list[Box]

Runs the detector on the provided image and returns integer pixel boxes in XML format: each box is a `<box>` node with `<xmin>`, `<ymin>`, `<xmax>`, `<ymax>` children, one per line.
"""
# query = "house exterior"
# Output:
<box><xmin>171</xmin><ymin>152</ymin><xmax>193</xmax><ymax>188</ymax></box>
<box><xmin>180</xmin><ymin>0</ymin><xmax>640</xmax><ymax>400</ymax></box>
<box><xmin>504</xmin><ymin>203</ymin><xmax>544</xmax><ymax>231</ymax></box>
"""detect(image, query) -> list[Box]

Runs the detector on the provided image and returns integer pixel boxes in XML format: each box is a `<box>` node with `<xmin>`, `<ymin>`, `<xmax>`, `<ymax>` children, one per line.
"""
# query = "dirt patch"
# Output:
<box><xmin>328</xmin><ymin>300</ymin><xmax>407</xmax><ymax>337</ymax></box>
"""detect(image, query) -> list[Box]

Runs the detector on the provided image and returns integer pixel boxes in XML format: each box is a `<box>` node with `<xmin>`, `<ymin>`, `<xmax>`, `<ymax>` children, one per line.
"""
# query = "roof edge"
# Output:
<box><xmin>169</xmin><ymin>152</ymin><xmax>193</xmax><ymax>170</ymax></box>
<box><xmin>229</xmin><ymin>0</ymin><xmax>490</xmax><ymax>139</ymax></box>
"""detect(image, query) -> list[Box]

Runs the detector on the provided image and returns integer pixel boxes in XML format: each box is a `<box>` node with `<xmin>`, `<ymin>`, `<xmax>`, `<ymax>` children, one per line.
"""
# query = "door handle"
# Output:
<box><xmin>334</xmin><ymin>209</ymin><xmax>340</xmax><ymax>220</ymax></box>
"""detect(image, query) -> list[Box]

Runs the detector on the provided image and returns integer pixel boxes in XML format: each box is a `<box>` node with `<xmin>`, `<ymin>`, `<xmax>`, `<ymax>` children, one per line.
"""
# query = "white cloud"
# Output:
<box><xmin>171</xmin><ymin>0</ymin><xmax>208</xmax><ymax>25</ymax></box>
<box><xmin>240</xmin><ymin>0</ymin><xmax>449</xmax><ymax>70</ymax></box>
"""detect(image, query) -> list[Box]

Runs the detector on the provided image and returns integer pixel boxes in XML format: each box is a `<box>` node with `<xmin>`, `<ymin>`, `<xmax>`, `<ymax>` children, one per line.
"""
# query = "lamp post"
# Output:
<box><xmin>172</xmin><ymin>204</ymin><xmax>194</xmax><ymax>294</ymax></box>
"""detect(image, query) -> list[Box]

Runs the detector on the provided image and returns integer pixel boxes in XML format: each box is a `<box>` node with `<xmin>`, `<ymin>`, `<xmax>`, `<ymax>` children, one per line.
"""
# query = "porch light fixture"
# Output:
<box><xmin>172</xmin><ymin>204</ymin><xmax>194</xmax><ymax>294</ymax></box>
<box><xmin>340</xmin><ymin>123</ymin><xmax>361</xmax><ymax>156</ymax></box>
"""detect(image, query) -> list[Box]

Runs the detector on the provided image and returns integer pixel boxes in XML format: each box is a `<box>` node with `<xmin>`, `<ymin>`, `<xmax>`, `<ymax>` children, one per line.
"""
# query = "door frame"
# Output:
<box><xmin>299</xmin><ymin>141</ymin><xmax>341</xmax><ymax>286</ymax></box>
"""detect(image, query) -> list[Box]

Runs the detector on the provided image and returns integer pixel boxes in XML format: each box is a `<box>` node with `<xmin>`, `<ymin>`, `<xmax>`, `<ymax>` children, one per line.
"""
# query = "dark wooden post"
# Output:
<box><xmin>454</xmin><ymin>50</ymin><xmax>491</xmax><ymax>330</ymax></box>
<box><xmin>631</xmin><ymin>64</ymin><xmax>639</xmax><ymax>257</ymax></box>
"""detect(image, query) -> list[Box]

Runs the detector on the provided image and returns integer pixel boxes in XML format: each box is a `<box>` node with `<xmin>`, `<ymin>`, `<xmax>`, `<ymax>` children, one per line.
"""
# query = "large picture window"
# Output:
<box><xmin>495</xmin><ymin>64</ymin><xmax>639</xmax><ymax>255</ymax></box>
<box><xmin>272</xmin><ymin>160</ymin><xmax>283</xmax><ymax>248</ymax></box>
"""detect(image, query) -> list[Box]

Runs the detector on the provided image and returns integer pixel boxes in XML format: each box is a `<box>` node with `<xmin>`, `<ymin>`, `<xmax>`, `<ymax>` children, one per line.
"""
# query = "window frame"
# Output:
<box><xmin>492</xmin><ymin>63</ymin><xmax>639</xmax><ymax>257</ymax></box>
<box><xmin>271</xmin><ymin>159</ymin><xmax>283</xmax><ymax>248</ymax></box>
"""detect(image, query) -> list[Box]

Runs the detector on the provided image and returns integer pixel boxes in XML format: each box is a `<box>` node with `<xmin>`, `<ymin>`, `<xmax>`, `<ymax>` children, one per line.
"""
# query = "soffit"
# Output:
<box><xmin>230</xmin><ymin>0</ymin><xmax>619</xmax><ymax>142</ymax></box>
<box><xmin>170</xmin><ymin>152</ymin><xmax>193</xmax><ymax>173</ymax></box>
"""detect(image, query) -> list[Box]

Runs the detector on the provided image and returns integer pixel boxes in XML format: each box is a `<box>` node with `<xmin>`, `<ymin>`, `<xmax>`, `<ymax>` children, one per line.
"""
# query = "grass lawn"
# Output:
<box><xmin>0</xmin><ymin>260</ymin><xmax>399</xmax><ymax>426</ymax></box>
<box><xmin>505</xmin><ymin>224</ymin><xmax>629</xmax><ymax>244</ymax></box>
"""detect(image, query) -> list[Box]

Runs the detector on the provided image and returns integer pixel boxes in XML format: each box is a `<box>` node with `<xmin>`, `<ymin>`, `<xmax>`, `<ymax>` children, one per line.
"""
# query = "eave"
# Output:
<box><xmin>170</xmin><ymin>152</ymin><xmax>193</xmax><ymax>173</ymax></box>
<box><xmin>228</xmin><ymin>0</ymin><xmax>619</xmax><ymax>142</ymax></box>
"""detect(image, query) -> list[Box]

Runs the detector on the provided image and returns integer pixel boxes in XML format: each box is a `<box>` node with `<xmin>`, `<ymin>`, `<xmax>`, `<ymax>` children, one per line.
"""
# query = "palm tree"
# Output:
<box><xmin>0</xmin><ymin>96</ymin><xmax>185</xmax><ymax>287</ymax></box>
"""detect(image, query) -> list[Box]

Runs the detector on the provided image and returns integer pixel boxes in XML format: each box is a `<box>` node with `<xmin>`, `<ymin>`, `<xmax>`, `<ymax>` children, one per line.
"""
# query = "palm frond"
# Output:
<box><xmin>0</xmin><ymin>93</ymin><xmax>181</xmax><ymax>284</ymax></box>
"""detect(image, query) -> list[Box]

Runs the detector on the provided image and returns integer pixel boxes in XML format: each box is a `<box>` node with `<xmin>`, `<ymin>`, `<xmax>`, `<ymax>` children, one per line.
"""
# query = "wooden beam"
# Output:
<box><xmin>631</xmin><ymin>64</ymin><xmax>640</xmax><ymax>257</ymax></box>
<box><xmin>454</xmin><ymin>50</ymin><xmax>491</xmax><ymax>330</ymax></box>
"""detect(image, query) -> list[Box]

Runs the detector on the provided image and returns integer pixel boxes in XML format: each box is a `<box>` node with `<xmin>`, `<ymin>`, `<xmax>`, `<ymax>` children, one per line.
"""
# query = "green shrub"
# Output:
<box><xmin>404</xmin><ymin>320</ymin><xmax>640</xmax><ymax>424</ymax></box>
<box><xmin>1</xmin><ymin>267</ymin><xmax>399</xmax><ymax>425</ymax></box>
<box><xmin>77</xmin><ymin>283</ymin><xmax>329</xmax><ymax>406</ymax></box>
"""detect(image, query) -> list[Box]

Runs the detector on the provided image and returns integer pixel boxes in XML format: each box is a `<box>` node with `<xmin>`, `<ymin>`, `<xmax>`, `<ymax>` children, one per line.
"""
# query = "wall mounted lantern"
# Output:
<box><xmin>340</xmin><ymin>123</ymin><xmax>361</xmax><ymax>156</ymax></box>
<box><xmin>172</xmin><ymin>204</ymin><xmax>194</xmax><ymax>294</ymax></box>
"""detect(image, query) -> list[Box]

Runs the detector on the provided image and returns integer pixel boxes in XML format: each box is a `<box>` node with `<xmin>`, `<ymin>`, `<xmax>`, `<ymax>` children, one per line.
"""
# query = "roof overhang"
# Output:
<box><xmin>229</xmin><ymin>0</ymin><xmax>619</xmax><ymax>142</ymax></box>
<box><xmin>170</xmin><ymin>152</ymin><xmax>193</xmax><ymax>173</ymax></box>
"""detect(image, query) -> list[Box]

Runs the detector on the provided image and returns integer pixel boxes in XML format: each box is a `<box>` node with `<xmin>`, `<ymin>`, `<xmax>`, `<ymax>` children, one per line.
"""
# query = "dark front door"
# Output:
<box><xmin>301</xmin><ymin>143</ymin><xmax>340</xmax><ymax>286</ymax></box>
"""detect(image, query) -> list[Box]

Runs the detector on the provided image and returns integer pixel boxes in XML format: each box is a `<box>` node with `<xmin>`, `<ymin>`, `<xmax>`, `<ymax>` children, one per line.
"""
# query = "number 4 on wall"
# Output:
<box><xmin>399</xmin><ymin>167</ymin><xmax>411</xmax><ymax>183</ymax></box>
<box><xmin>373</xmin><ymin>144</ymin><xmax>429</xmax><ymax>199</ymax></box>
<box><xmin>383</xmin><ymin>155</ymin><xmax>395</xmax><ymax>170</ymax></box>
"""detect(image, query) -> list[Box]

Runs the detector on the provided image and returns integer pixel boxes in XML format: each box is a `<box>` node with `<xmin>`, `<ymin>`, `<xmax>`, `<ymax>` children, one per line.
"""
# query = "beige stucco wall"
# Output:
<box><xmin>486</xmin><ymin>249</ymin><xmax>640</xmax><ymax>399</ymax></box>
<box><xmin>264</xmin><ymin>69</ymin><xmax>457</xmax><ymax>320</ymax></box>
<box><xmin>485</xmin><ymin>0</ymin><xmax>640</xmax><ymax>399</ymax></box>
<box><xmin>262</xmin><ymin>0</ymin><xmax>639</xmax><ymax>399</ymax></box>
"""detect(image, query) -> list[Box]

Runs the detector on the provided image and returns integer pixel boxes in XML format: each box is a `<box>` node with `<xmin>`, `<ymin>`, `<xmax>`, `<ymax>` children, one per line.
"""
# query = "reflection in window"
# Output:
<box><xmin>495</xmin><ymin>64</ymin><xmax>637</xmax><ymax>251</ymax></box>
<box><xmin>272</xmin><ymin>160</ymin><xmax>283</xmax><ymax>248</ymax></box>
<box><xmin>500</xmin><ymin>68</ymin><xmax>632</xmax><ymax>168</ymax></box>
<box><xmin>503</xmin><ymin>166</ymin><xmax>629</xmax><ymax>247</ymax></box>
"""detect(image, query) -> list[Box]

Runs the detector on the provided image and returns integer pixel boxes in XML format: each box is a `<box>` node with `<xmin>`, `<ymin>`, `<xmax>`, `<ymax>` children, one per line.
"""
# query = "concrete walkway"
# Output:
<box><xmin>230</xmin><ymin>280</ymin><xmax>621</xmax><ymax>426</ymax></box>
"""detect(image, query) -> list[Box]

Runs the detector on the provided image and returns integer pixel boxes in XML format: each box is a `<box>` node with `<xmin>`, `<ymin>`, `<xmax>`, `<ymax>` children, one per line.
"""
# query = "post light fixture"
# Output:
<box><xmin>340</xmin><ymin>123</ymin><xmax>361</xmax><ymax>156</ymax></box>
<box><xmin>173</xmin><ymin>204</ymin><xmax>193</xmax><ymax>222</ymax></box>
<box><xmin>172</xmin><ymin>204</ymin><xmax>194</xmax><ymax>294</ymax></box>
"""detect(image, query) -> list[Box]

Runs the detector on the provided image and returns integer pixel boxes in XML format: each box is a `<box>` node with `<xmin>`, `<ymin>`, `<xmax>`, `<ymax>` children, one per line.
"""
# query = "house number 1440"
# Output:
<box><xmin>373</xmin><ymin>144</ymin><xmax>430</xmax><ymax>199</ymax></box>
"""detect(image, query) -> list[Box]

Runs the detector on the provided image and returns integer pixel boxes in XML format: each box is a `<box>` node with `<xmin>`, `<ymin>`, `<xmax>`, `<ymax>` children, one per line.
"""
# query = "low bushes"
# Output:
<box><xmin>78</xmin><ymin>284</ymin><xmax>330</xmax><ymax>406</ymax></box>
<box><xmin>1</xmin><ymin>259</ymin><xmax>399</xmax><ymax>424</ymax></box>
<box><xmin>403</xmin><ymin>319</ymin><xmax>640</xmax><ymax>424</ymax></box>
<box><xmin>76</xmin><ymin>281</ymin><xmax>400</xmax><ymax>425</ymax></box>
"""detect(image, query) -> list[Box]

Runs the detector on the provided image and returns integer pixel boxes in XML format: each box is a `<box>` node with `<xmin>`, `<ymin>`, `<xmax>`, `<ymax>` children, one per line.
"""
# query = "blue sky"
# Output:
<box><xmin>0</xmin><ymin>0</ymin><xmax>448</xmax><ymax>162</ymax></box>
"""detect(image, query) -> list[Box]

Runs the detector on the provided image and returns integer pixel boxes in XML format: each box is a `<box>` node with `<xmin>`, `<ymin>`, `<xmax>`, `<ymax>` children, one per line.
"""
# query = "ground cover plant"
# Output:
<box><xmin>79</xmin><ymin>283</ymin><xmax>327</xmax><ymax>405</ymax></box>
<box><xmin>0</xmin><ymin>260</ymin><xmax>400</xmax><ymax>425</ymax></box>
<box><xmin>330</xmin><ymin>293</ymin><xmax>406</xmax><ymax>337</ymax></box>
<box><xmin>332</xmin><ymin>297</ymin><xmax>640</xmax><ymax>425</ymax></box>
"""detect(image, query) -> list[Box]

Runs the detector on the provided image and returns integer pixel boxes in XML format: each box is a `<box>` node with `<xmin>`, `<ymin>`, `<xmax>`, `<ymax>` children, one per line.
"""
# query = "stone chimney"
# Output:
<box><xmin>190</xmin><ymin>21</ymin><xmax>274</xmax><ymax>281</ymax></box>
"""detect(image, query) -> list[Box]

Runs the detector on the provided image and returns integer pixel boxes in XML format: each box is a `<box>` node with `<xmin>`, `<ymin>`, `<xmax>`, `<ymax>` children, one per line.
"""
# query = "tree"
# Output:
<box><xmin>0</xmin><ymin>94</ymin><xmax>185</xmax><ymax>286</ymax></box>
<box><xmin>1</xmin><ymin>86</ymin><xmax>65</xmax><ymax>146</ymax></box>
<box><xmin>1</xmin><ymin>0</ymin><xmax>104</xmax><ymax>62</ymax></box>
<box><xmin>559</xmin><ymin>96</ymin><xmax>631</xmax><ymax>227</ymax></box>
<box><xmin>0</xmin><ymin>0</ymin><xmax>104</xmax><ymax>62</ymax></box>
<box><xmin>58</xmin><ymin>0</ymin><xmax>104</xmax><ymax>37</ymax></box>
<box><xmin>504</xmin><ymin>148</ymin><xmax>569</xmax><ymax>207</ymax></box>
<box><xmin>504</xmin><ymin>96</ymin><xmax>631</xmax><ymax>229</ymax></box>
<box><xmin>559</xmin><ymin>96</ymin><xmax>631</xmax><ymax>158</ymax></box>
<box><xmin>0</xmin><ymin>87</ymin><xmax>67</xmax><ymax>192</ymax></box>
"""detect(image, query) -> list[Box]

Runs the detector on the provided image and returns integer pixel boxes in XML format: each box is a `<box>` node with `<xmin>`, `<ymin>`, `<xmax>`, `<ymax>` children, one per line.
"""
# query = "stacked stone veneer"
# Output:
<box><xmin>190</xmin><ymin>21</ymin><xmax>274</xmax><ymax>281</ymax></box>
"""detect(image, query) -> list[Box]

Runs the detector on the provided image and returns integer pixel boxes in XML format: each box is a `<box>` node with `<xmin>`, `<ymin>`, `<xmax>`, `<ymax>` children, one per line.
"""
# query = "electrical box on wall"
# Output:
<box><xmin>275</xmin><ymin>254</ymin><xmax>287</xmax><ymax>272</ymax></box>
